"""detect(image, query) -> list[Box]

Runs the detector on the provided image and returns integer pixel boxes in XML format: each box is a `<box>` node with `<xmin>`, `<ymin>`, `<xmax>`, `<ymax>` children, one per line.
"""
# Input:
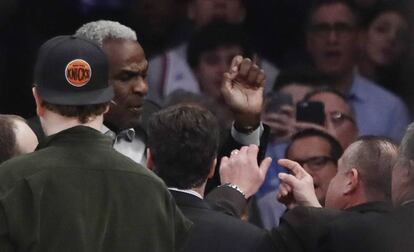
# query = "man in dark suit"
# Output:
<box><xmin>215</xmin><ymin>135</ymin><xmax>397</xmax><ymax>252</ymax></box>
<box><xmin>147</xmin><ymin>103</ymin><xmax>275</xmax><ymax>252</ymax></box>
<box><xmin>278</xmin><ymin>136</ymin><xmax>396</xmax><ymax>252</ymax></box>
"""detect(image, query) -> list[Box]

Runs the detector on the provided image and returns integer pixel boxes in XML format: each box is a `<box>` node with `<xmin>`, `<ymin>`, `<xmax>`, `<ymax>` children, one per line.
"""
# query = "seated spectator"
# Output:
<box><xmin>304</xmin><ymin>87</ymin><xmax>359</xmax><ymax>148</ymax></box>
<box><xmin>186</xmin><ymin>22</ymin><xmax>254</xmax><ymax>105</ymax></box>
<box><xmin>258</xmin><ymin>128</ymin><xmax>343</xmax><ymax>228</ymax></box>
<box><xmin>358</xmin><ymin>3</ymin><xmax>409</xmax><ymax>94</ymax></box>
<box><xmin>126</xmin><ymin>0</ymin><xmax>187</xmax><ymax>57</ymax></box>
<box><xmin>147</xmin><ymin>104</ymin><xmax>274</xmax><ymax>252</ymax></box>
<box><xmin>147</xmin><ymin>0</ymin><xmax>279</xmax><ymax>103</ymax></box>
<box><xmin>259</xmin><ymin>69</ymin><xmax>326</xmax><ymax>198</ymax></box>
<box><xmin>263</xmin><ymin>69</ymin><xmax>326</xmax><ymax>144</ymax></box>
<box><xmin>306</xmin><ymin>0</ymin><xmax>410</xmax><ymax>142</ymax></box>
<box><xmin>0</xmin><ymin>115</ymin><xmax>38</xmax><ymax>163</ymax></box>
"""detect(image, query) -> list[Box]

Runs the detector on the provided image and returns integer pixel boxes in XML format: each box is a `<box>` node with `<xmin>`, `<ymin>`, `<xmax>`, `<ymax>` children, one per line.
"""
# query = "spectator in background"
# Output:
<box><xmin>358</xmin><ymin>3</ymin><xmax>409</xmax><ymax>94</ymax></box>
<box><xmin>263</xmin><ymin>69</ymin><xmax>327</xmax><ymax>145</ymax></box>
<box><xmin>0</xmin><ymin>115</ymin><xmax>38</xmax><ymax>163</ymax></box>
<box><xmin>126</xmin><ymin>0</ymin><xmax>187</xmax><ymax>57</ymax></box>
<box><xmin>304</xmin><ymin>88</ymin><xmax>359</xmax><ymax>149</ymax></box>
<box><xmin>186</xmin><ymin>22</ymin><xmax>253</xmax><ymax>105</ymax></box>
<box><xmin>258</xmin><ymin>69</ymin><xmax>326</xmax><ymax>199</ymax></box>
<box><xmin>259</xmin><ymin>82</ymin><xmax>358</xmax><ymax>205</ymax></box>
<box><xmin>147</xmin><ymin>0</ymin><xmax>279</xmax><ymax>104</ymax></box>
<box><xmin>306</xmin><ymin>0</ymin><xmax>410</xmax><ymax>142</ymax></box>
<box><xmin>258</xmin><ymin>128</ymin><xmax>343</xmax><ymax>229</ymax></box>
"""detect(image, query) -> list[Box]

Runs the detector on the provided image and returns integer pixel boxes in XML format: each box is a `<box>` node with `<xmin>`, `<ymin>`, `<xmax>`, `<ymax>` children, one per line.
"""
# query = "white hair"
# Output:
<box><xmin>75</xmin><ymin>20</ymin><xmax>137</xmax><ymax>48</ymax></box>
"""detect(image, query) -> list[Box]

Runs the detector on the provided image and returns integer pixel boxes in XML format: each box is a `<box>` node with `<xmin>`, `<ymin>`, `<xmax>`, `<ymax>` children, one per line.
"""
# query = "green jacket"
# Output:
<box><xmin>0</xmin><ymin>126</ymin><xmax>191</xmax><ymax>252</ymax></box>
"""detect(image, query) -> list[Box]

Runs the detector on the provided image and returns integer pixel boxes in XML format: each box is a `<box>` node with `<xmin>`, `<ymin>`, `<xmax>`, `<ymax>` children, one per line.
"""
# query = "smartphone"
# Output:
<box><xmin>265</xmin><ymin>92</ymin><xmax>293</xmax><ymax>113</ymax></box>
<box><xmin>296</xmin><ymin>101</ymin><xmax>325</xmax><ymax>126</ymax></box>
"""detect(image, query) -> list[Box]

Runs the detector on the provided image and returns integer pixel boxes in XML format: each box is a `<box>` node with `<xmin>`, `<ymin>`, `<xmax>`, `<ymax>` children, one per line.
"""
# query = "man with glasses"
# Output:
<box><xmin>213</xmin><ymin>135</ymin><xmax>396</xmax><ymax>251</ymax></box>
<box><xmin>257</xmin><ymin>128</ymin><xmax>342</xmax><ymax>228</ymax></box>
<box><xmin>306</xmin><ymin>0</ymin><xmax>410</xmax><ymax>142</ymax></box>
<box><xmin>285</xmin><ymin>128</ymin><xmax>343</xmax><ymax>205</ymax></box>
<box><xmin>304</xmin><ymin>87</ymin><xmax>358</xmax><ymax>149</ymax></box>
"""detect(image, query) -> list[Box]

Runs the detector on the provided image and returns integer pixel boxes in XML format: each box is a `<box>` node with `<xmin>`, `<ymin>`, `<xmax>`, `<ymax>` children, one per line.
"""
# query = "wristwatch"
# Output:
<box><xmin>220</xmin><ymin>183</ymin><xmax>246</xmax><ymax>198</ymax></box>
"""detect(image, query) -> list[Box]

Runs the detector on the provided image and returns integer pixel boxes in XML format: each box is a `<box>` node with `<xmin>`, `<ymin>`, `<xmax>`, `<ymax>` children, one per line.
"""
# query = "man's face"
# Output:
<box><xmin>194</xmin><ymin>45</ymin><xmax>243</xmax><ymax>102</ymax></box>
<box><xmin>103</xmin><ymin>39</ymin><xmax>149</xmax><ymax>130</ymax></box>
<box><xmin>307</xmin><ymin>3</ymin><xmax>359</xmax><ymax>77</ymax></box>
<box><xmin>309</xmin><ymin>92</ymin><xmax>357</xmax><ymax>148</ymax></box>
<box><xmin>188</xmin><ymin>0</ymin><xmax>245</xmax><ymax>27</ymax></box>
<box><xmin>287</xmin><ymin>136</ymin><xmax>338</xmax><ymax>204</ymax></box>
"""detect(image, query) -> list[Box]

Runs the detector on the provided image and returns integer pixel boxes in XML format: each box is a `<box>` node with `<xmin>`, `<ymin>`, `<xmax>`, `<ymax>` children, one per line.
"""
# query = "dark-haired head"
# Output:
<box><xmin>148</xmin><ymin>104</ymin><xmax>220</xmax><ymax>189</ymax></box>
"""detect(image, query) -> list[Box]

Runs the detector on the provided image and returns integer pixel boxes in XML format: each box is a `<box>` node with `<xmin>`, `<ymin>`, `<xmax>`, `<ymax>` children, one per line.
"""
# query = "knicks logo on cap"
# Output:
<box><xmin>65</xmin><ymin>59</ymin><xmax>92</xmax><ymax>87</ymax></box>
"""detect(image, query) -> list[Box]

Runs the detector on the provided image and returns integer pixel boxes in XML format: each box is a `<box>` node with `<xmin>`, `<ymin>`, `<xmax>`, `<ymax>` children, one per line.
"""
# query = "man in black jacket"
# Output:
<box><xmin>147</xmin><ymin>103</ymin><xmax>275</xmax><ymax>252</ymax></box>
<box><xmin>216</xmin><ymin>135</ymin><xmax>397</xmax><ymax>252</ymax></box>
<box><xmin>0</xmin><ymin>35</ymin><xmax>191</xmax><ymax>251</ymax></box>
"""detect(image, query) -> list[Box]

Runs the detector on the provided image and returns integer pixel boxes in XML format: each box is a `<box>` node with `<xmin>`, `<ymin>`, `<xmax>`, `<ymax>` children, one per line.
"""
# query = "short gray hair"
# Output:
<box><xmin>75</xmin><ymin>20</ymin><xmax>137</xmax><ymax>48</ymax></box>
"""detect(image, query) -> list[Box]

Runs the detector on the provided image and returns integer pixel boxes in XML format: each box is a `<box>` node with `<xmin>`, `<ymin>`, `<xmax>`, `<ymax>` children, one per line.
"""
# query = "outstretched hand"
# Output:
<box><xmin>277</xmin><ymin>159</ymin><xmax>322</xmax><ymax>209</ymax></box>
<box><xmin>221</xmin><ymin>55</ymin><xmax>266</xmax><ymax>130</ymax></box>
<box><xmin>220</xmin><ymin>145</ymin><xmax>271</xmax><ymax>198</ymax></box>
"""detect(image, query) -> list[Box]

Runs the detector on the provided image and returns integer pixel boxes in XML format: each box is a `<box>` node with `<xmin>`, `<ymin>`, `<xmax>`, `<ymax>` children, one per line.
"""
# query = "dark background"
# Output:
<box><xmin>0</xmin><ymin>0</ymin><xmax>412</xmax><ymax>118</ymax></box>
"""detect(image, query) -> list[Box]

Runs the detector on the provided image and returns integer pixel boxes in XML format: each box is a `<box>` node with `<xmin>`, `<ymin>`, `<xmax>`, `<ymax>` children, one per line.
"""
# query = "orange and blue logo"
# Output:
<box><xmin>65</xmin><ymin>59</ymin><xmax>92</xmax><ymax>87</ymax></box>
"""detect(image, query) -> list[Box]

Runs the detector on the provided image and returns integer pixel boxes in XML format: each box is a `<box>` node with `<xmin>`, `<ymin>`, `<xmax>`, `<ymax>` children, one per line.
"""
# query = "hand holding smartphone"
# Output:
<box><xmin>265</xmin><ymin>93</ymin><xmax>293</xmax><ymax>113</ymax></box>
<box><xmin>296</xmin><ymin>101</ymin><xmax>325</xmax><ymax>126</ymax></box>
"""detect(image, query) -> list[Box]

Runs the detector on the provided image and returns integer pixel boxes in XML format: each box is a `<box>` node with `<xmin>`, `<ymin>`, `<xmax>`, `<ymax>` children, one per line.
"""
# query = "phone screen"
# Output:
<box><xmin>296</xmin><ymin>101</ymin><xmax>325</xmax><ymax>126</ymax></box>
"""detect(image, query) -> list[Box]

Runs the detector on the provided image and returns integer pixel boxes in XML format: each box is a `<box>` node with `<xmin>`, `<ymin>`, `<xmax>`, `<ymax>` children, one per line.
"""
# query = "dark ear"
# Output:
<box><xmin>344</xmin><ymin>168</ymin><xmax>359</xmax><ymax>195</ymax></box>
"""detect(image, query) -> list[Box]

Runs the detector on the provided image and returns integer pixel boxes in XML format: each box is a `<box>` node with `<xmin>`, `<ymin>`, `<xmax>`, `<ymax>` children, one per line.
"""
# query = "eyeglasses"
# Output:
<box><xmin>295</xmin><ymin>156</ymin><xmax>336</xmax><ymax>171</ymax></box>
<box><xmin>309</xmin><ymin>22</ymin><xmax>355</xmax><ymax>38</ymax></box>
<box><xmin>327</xmin><ymin>111</ymin><xmax>355</xmax><ymax>126</ymax></box>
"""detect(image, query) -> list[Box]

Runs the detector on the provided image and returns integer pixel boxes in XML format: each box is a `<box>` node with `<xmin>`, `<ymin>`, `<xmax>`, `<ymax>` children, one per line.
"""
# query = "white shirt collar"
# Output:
<box><xmin>168</xmin><ymin>187</ymin><xmax>203</xmax><ymax>199</ymax></box>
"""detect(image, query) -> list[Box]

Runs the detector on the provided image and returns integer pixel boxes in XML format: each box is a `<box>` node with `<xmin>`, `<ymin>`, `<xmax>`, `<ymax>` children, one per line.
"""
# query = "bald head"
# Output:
<box><xmin>0</xmin><ymin>115</ymin><xmax>38</xmax><ymax>163</ymax></box>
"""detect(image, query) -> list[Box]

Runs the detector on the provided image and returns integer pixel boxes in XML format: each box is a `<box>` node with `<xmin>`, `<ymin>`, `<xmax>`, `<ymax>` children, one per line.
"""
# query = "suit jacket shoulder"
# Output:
<box><xmin>171</xmin><ymin>190</ymin><xmax>275</xmax><ymax>252</ymax></box>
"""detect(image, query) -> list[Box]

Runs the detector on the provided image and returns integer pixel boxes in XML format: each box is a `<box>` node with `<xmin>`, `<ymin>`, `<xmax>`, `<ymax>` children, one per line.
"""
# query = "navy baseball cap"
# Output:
<box><xmin>34</xmin><ymin>35</ymin><xmax>114</xmax><ymax>105</ymax></box>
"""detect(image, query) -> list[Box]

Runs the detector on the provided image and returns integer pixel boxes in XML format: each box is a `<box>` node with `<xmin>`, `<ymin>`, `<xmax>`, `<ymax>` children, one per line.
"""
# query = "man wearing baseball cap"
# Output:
<box><xmin>0</xmin><ymin>35</ymin><xmax>191</xmax><ymax>251</ymax></box>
